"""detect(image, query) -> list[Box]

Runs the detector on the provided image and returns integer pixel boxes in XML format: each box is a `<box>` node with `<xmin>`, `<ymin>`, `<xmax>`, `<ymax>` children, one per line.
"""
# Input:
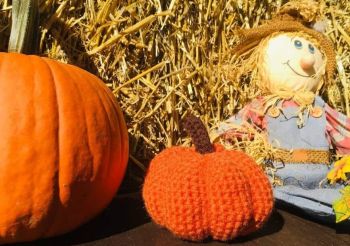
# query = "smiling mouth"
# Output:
<box><xmin>283</xmin><ymin>60</ymin><xmax>312</xmax><ymax>78</ymax></box>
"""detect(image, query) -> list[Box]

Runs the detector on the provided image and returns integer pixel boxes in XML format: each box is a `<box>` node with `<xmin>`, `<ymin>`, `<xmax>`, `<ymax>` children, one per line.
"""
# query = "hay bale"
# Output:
<box><xmin>0</xmin><ymin>0</ymin><xmax>349</xmax><ymax>174</ymax></box>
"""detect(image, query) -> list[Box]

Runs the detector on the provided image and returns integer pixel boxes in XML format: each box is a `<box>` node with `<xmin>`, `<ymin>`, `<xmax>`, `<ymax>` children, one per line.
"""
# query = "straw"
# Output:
<box><xmin>0</xmin><ymin>0</ymin><xmax>348</xmax><ymax>177</ymax></box>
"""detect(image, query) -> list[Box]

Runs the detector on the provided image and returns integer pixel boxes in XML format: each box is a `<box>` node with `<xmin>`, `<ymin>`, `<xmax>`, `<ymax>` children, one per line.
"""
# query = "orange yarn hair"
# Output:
<box><xmin>142</xmin><ymin>115</ymin><xmax>274</xmax><ymax>241</ymax></box>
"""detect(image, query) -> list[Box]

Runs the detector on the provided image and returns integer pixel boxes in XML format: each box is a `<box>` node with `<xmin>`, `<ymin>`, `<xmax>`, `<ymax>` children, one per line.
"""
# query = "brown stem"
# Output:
<box><xmin>183</xmin><ymin>114</ymin><xmax>214</xmax><ymax>154</ymax></box>
<box><xmin>8</xmin><ymin>0</ymin><xmax>39</xmax><ymax>54</ymax></box>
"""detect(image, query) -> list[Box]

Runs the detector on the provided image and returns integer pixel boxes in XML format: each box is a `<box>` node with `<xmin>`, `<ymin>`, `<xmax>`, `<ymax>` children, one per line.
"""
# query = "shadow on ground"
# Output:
<box><xmin>232</xmin><ymin>210</ymin><xmax>284</xmax><ymax>244</ymax></box>
<box><xmin>14</xmin><ymin>189</ymin><xmax>149</xmax><ymax>246</ymax></box>
<box><xmin>276</xmin><ymin>202</ymin><xmax>350</xmax><ymax>234</ymax></box>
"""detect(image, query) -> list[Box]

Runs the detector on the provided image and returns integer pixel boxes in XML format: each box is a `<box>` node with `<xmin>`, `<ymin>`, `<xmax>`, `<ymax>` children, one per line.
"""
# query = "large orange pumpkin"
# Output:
<box><xmin>0</xmin><ymin>53</ymin><xmax>128</xmax><ymax>244</ymax></box>
<box><xmin>143</xmin><ymin>115</ymin><xmax>273</xmax><ymax>241</ymax></box>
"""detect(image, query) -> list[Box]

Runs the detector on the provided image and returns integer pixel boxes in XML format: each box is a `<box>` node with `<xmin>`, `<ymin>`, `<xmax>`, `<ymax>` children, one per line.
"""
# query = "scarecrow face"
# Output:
<box><xmin>262</xmin><ymin>34</ymin><xmax>325</xmax><ymax>93</ymax></box>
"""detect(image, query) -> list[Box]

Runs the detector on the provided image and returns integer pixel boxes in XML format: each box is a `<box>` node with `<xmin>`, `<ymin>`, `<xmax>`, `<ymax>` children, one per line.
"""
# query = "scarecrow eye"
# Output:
<box><xmin>308</xmin><ymin>44</ymin><xmax>315</xmax><ymax>54</ymax></box>
<box><xmin>294</xmin><ymin>40</ymin><xmax>303</xmax><ymax>49</ymax></box>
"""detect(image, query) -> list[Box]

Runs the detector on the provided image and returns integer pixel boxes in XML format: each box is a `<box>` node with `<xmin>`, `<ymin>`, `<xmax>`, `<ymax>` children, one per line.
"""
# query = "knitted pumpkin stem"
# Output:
<box><xmin>183</xmin><ymin>114</ymin><xmax>214</xmax><ymax>154</ymax></box>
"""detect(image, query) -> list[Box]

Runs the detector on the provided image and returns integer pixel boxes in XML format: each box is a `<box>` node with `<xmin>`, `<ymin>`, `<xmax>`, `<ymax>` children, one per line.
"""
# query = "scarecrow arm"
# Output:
<box><xmin>325</xmin><ymin>104</ymin><xmax>350</xmax><ymax>155</ymax></box>
<box><xmin>216</xmin><ymin>98</ymin><xmax>266</xmax><ymax>141</ymax></box>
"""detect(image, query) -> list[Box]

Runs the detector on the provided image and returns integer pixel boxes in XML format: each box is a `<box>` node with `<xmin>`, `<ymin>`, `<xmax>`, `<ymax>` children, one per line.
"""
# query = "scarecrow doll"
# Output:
<box><xmin>216</xmin><ymin>0</ymin><xmax>350</xmax><ymax>223</ymax></box>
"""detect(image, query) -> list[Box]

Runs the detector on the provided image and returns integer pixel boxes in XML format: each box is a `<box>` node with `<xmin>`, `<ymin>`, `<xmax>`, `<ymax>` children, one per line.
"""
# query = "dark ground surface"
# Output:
<box><xmin>11</xmin><ymin>191</ymin><xmax>350</xmax><ymax>246</ymax></box>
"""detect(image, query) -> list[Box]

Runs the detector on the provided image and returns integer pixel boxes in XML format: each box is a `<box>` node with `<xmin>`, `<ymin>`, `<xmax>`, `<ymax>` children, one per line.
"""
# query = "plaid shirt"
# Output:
<box><xmin>218</xmin><ymin>97</ymin><xmax>350</xmax><ymax>155</ymax></box>
<box><xmin>325</xmin><ymin>104</ymin><xmax>350</xmax><ymax>154</ymax></box>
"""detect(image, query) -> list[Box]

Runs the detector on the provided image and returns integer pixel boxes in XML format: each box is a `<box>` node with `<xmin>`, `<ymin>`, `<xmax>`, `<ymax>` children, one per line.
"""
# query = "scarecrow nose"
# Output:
<box><xmin>300</xmin><ymin>55</ymin><xmax>315</xmax><ymax>70</ymax></box>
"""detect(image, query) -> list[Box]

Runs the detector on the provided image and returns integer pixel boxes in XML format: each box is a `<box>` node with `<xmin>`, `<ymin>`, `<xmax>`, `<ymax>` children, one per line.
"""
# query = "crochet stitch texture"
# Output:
<box><xmin>142</xmin><ymin>144</ymin><xmax>274</xmax><ymax>241</ymax></box>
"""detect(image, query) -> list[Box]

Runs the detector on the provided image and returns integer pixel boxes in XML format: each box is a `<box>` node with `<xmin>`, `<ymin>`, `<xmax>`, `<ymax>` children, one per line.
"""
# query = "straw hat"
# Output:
<box><xmin>233</xmin><ymin>0</ymin><xmax>336</xmax><ymax>83</ymax></box>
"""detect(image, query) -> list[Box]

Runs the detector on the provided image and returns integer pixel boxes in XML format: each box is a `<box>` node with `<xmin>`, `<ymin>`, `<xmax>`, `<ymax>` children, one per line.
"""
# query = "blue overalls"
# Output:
<box><xmin>267</xmin><ymin>96</ymin><xmax>342</xmax><ymax>222</ymax></box>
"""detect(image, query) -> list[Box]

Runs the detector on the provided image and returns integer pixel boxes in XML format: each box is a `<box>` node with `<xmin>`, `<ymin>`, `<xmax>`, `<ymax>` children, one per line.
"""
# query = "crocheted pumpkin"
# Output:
<box><xmin>142</xmin><ymin>115</ymin><xmax>273</xmax><ymax>241</ymax></box>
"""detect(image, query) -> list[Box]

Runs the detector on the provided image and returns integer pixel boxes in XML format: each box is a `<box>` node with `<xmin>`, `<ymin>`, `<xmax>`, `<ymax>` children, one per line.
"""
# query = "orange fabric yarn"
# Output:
<box><xmin>142</xmin><ymin>144</ymin><xmax>274</xmax><ymax>241</ymax></box>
